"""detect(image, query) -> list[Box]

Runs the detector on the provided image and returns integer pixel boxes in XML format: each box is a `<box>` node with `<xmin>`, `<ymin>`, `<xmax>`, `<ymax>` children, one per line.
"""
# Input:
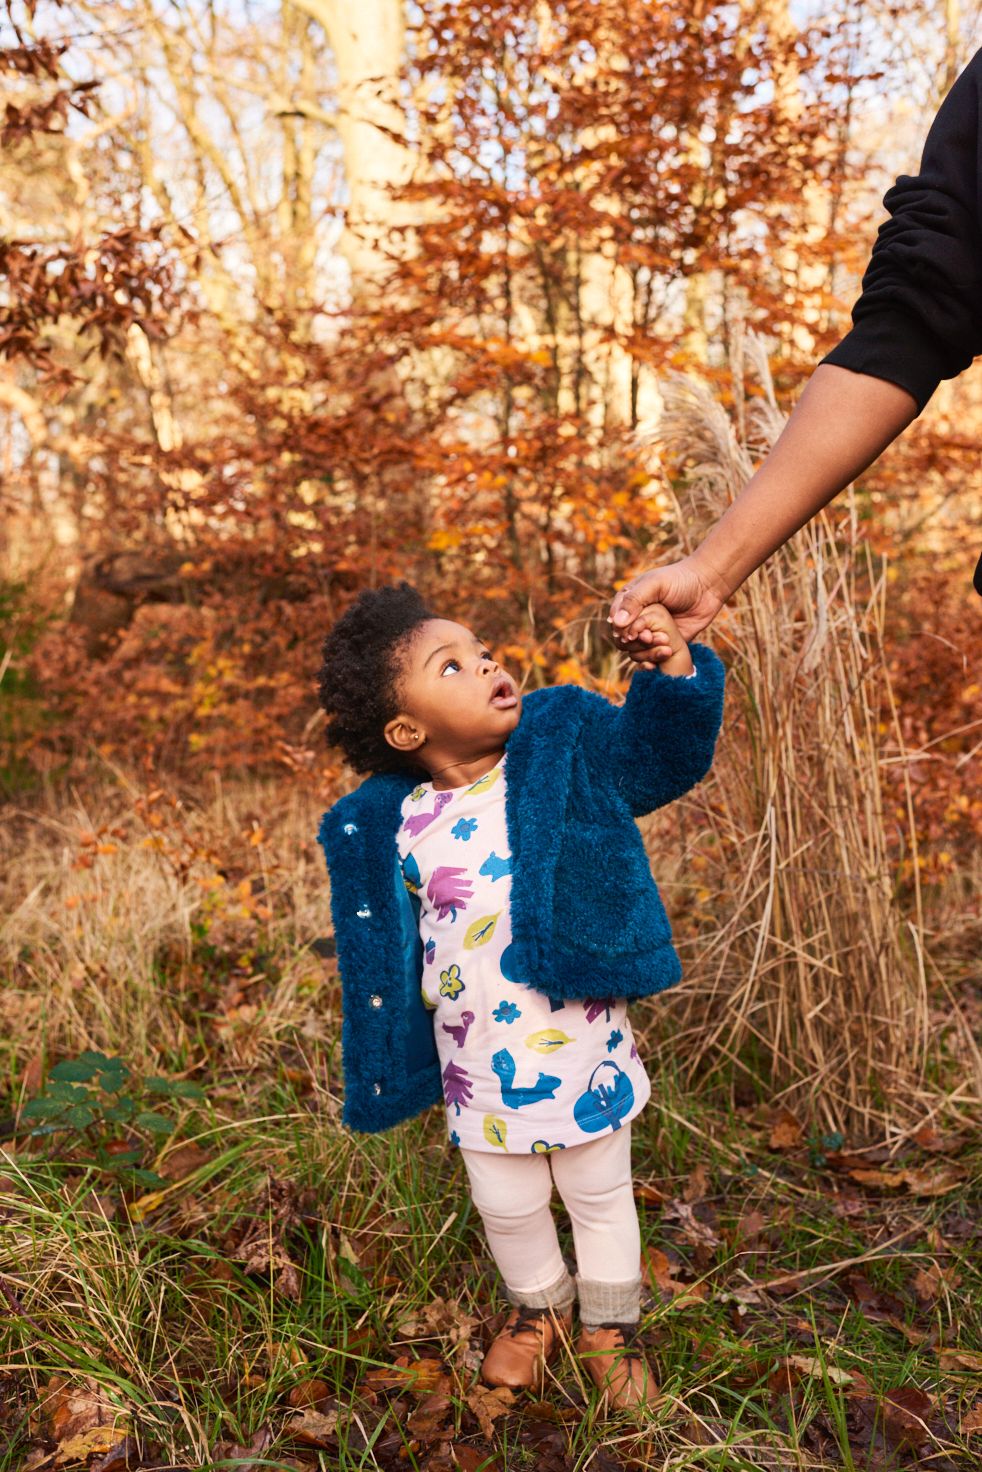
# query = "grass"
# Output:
<box><xmin>1</xmin><ymin>772</ymin><xmax>979</xmax><ymax>1469</ymax></box>
<box><xmin>2</xmin><ymin>1027</ymin><xmax>979</xmax><ymax>1468</ymax></box>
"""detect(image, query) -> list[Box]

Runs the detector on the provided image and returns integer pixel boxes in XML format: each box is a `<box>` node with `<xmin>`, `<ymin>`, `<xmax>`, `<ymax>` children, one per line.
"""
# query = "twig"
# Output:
<box><xmin>0</xmin><ymin>1273</ymin><xmax>46</xmax><ymax>1335</ymax></box>
<box><xmin>748</xmin><ymin>1225</ymin><xmax>924</xmax><ymax>1294</ymax></box>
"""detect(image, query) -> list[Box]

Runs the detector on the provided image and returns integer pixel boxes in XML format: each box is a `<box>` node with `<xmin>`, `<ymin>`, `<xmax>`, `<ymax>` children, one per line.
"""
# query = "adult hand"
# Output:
<box><xmin>607</xmin><ymin>556</ymin><xmax>725</xmax><ymax>661</ymax></box>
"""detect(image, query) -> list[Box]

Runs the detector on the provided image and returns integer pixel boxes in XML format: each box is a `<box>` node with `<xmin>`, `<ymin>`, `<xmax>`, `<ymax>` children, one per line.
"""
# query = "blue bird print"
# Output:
<box><xmin>480</xmin><ymin>851</ymin><xmax>513</xmax><ymax>883</ymax></box>
<box><xmin>491</xmin><ymin>1048</ymin><xmax>561</xmax><ymax>1110</ymax></box>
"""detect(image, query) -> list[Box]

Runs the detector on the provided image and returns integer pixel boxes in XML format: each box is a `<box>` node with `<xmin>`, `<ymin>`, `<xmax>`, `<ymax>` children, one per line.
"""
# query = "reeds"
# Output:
<box><xmin>648</xmin><ymin>335</ymin><xmax>933</xmax><ymax>1134</ymax></box>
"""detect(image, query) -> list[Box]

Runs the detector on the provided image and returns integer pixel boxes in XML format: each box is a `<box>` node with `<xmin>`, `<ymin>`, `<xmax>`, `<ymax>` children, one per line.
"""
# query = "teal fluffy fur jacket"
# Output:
<box><xmin>317</xmin><ymin>641</ymin><xmax>726</xmax><ymax>1133</ymax></box>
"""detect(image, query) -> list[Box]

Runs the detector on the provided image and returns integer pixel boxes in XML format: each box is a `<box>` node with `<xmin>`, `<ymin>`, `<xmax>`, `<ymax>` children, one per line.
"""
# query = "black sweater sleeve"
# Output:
<box><xmin>822</xmin><ymin>49</ymin><xmax>982</xmax><ymax>412</ymax></box>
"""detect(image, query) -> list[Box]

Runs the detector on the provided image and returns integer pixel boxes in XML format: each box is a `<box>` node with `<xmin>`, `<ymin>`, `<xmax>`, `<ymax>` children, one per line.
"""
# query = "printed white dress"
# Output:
<box><xmin>395</xmin><ymin>754</ymin><xmax>651</xmax><ymax>1153</ymax></box>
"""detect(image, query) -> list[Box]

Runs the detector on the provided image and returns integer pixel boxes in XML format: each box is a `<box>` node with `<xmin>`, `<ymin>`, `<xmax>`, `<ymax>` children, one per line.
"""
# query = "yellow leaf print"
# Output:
<box><xmin>525</xmin><ymin>1029</ymin><xmax>575</xmax><ymax>1054</ymax></box>
<box><xmin>465</xmin><ymin>766</ymin><xmax>502</xmax><ymax>796</ymax></box>
<box><xmin>463</xmin><ymin>913</ymin><xmax>501</xmax><ymax>949</ymax></box>
<box><xmin>483</xmin><ymin>1115</ymin><xmax>508</xmax><ymax>1150</ymax></box>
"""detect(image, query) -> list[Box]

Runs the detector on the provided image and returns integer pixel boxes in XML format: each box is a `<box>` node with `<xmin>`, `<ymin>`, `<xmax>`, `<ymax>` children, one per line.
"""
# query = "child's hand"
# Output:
<box><xmin>616</xmin><ymin>601</ymin><xmax>694</xmax><ymax>676</ymax></box>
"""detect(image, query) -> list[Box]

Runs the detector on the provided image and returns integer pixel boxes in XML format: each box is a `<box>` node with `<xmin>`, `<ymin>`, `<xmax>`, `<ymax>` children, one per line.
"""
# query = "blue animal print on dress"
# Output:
<box><xmin>492</xmin><ymin>1048</ymin><xmax>561</xmax><ymax>1109</ymax></box>
<box><xmin>480</xmin><ymin>851</ymin><xmax>513</xmax><ymax>882</ymax></box>
<box><xmin>573</xmin><ymin>1060</ymin><xmax>635</xmax><ymax>1133</ymax></box>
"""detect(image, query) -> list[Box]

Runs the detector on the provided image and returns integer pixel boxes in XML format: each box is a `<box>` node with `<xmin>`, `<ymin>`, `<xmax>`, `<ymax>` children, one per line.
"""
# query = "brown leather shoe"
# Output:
<box><xmin>480</xmin><ymin>1303</ymin><xmax>573</xmax><ymax>1390</ymax></box>
<box><xmin>576</xmin><ymin>1321</ymin><xmax>656</xmax><ymax>1412</ymax></box>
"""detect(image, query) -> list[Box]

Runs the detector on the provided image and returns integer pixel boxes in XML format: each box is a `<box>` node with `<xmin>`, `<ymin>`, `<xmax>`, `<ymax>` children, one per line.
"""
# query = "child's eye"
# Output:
<box><xmin>440</xmin><ymin>658</ymin><xmax>462</xmax><ymax>676</ymax></box>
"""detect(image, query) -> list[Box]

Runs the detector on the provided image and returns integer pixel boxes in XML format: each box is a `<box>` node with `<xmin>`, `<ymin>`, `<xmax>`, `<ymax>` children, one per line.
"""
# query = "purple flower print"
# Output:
<box><xmin>452</xmin><ymin>817</ymin><xmax>478</xmax><ymax>841</ymax></box>
<box><xmin>492</xmin><ymin>1000</ymin><xmax>521</xmax><ymax>1025</ymax></box>
<box><xmin>630</xmin><ymin>1043</ymin><xmax>639</xmax><ymax>1062</ymax></box>
<box><xmin>442</xmin><ymin>1010</ymin><xmax>475</xmax><ymax>1048</ymax></box>
<box><xmin>404</xmin><ymin>790</ymin><xmax>453</xmax><ymax>838</ymax></box>
<box><xmin>427</xmin><ymin>865</ymin><xmax>473</xmax><ymax>921</ymax></box>
<box><xmin>584</xmin><ymin>998</ymin><xmax>615</xmax><ymax>1025</ymax></box>
<box><xmin>606</xmin><ymin>1028</ymin><xmax>623</xmax><ymax>1053</ymax></box>
<box><xmin>442</xmin><ymin>1058</ymin><xmax>473</xmax><ymax>1115</ymax></box>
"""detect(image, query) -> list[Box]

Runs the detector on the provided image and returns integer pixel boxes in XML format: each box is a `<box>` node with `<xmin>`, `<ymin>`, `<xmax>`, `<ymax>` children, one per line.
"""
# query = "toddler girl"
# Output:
<box><xmin>317</xmin><ymin>582</ymin><xmax>725</xmax><ymax>1412</ymax></box>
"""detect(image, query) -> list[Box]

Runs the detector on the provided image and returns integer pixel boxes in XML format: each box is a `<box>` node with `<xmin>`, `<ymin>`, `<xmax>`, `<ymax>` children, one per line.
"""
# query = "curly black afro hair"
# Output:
<box><xmin>317</xmin><ymin>581</ymin><xmax>439</xmax><ymax>776</ymax></box>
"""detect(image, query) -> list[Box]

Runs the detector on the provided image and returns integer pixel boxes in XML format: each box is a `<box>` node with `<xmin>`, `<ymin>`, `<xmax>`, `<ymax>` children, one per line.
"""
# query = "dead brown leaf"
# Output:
<box><xmin>784</xmin><ymin>1354</ymin><xmax>854</xmax><ymax>1387</ymax></box>
<box><xmin>847</xmin><ymin>1163</ymin><xmax>965</xmax><ymax>1196</ymax></box>
<box><xmin>157</xmin><ymin>1141</ymin><xmax>213</xmax><ymax>1180</ymax></box>
<box><xmin>683</xmin><ymin>1162</ymin><xmax>710</xmax><ymax>1203</ymax></box>
<box><xmin>394</xmin><ymin>1295</ymin><xmax>478</xmax><ymax>1347</ymax></box>
<box><xmin>287</xmin><ymin>1378</ymin><xmax>331</xmax><ymax>1408</ymax></box>
<box><xmin>452</xmin><ymin>1443</ymin><xmax>503</xmax><ymax>1471</ymax></box>
<box><xmin>882</xmin><ymin>1386</ymin><xmax>933</xmax><ymax>1447</ymax></box>
<box><xmin>465</xmin><ymin>1384</ymin><xmax>515</xmax><ymax>1440</ymax></box>
<box><xmin>90</xmin><ymin>1438</ymin><xmax>141</xmax><ymax>1472</ymax></box>
<box><xmin>43</xmin><ymin>1379</ymin><xmax>131</xmax><ymax>1451</ymax></box>
<box><xmin>211</xmin><ymin>1426</ymin><xmax>274</xmax><ymax>1471</ymax></box>
<box><xmin>363</xmin><ymin>1356</ymin><xmax>450</xmax><ymax>1396</ymax></box>
<box><xmin>407</xmin><ymin>1391</ymin><xmax>453</xmax><ymax>1444</ymax></box>
<box><xmin>913</xmin><ymin>1122</ymin><xmax>969</xmax><ymax>1155</ymax></box>
<box><xmin>768</xmin><ymin>1109</ymin><xmax>804</xmax><ymax>1151</ymax></box>
<box><xmin>661</xmin><ymin>1199</ymin><xmax>721</xmax><ymax>1249</ymax></box>
<box><xmin>53</xmin><ymin>1429</ymin><xmax>125</xmax><ymax>1466</ymax></box>
<box><xmin>885</xmin><ymin>1317</ymin><xmax>932</xmax><ymax>1348</ymax></box>
<box><xmin>734</xmin><ymin>1208</ymin><xmax>766</xmax><ymax>1245</ymax></box>
<box><xmin>937</xmin><ymin>1348</ymin><xmax>982</xmax><ymax>1373</ymax></box>
<box><xmin>960</xmin><ymin>1402</ymin><xmax>982</xmax><ymax>1435</ymax></box>
<box><xmin>845</xmin><ymin>1271</ymin><xmax>906</xmax><ymax>1321</ymax></box>
<box><xmin>643</xmin><ymin>1247</ymin><xmax>707</xmax><ymax>1305</ymax></box>
<box><xmin>912</xmin><ymin>1262</ymin><xmax>959</xmax><ymax>1304</ymax></box>
<box><xmin>283</xmin><ymin>1408</ymin><xmax>339</xmax><ymax>1448</ymax></box>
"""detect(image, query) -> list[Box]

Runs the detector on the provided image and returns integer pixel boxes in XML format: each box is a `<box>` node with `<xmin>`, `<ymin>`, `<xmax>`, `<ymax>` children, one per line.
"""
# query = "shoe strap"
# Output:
<box><xmin>592</xmin><ymin>1320</ymin><xmax>643</xmax><ymax>1364</ymax></box>
<box><xmin>509</xmin><ymin>1303</ymin><xmax>565</xmax><ymax>1336</ymax></box>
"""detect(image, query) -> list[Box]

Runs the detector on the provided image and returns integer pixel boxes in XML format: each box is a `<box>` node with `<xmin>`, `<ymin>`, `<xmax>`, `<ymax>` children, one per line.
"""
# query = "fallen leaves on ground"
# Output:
<box><xmin>660</xmin><ymin>1198</ymin><xmax>721</xmax><ymax>1250</ymax></box>
<box><xmin>643</xmin><ymin>1246</ymin><xmax>707</xmax><ymax>1305</ymax></box>
<box><xmin>223</xmin><ymin>1171</ymin><xmax>313</xmax><ymax>1300</ymax></box>
<box><xmin>283</xmin><ymin>1406</ymin><xmax>339</xmax><ymax>1447</ymax></box>
<box><xmin>841</xmin><ymin>1163</ymin><xmax>967</xmax><ymax>1196</ymax></box>
<box><xmin>768</xmin><ymin>1109</ymin><xmax>804</xmax><ymax>1150</ymax></box>
<box><xmin>362</xmin><ymin>1355</ymin><xmax>451</xmax><ymax>1396</ymax></box>
<box><xmin>395</xmin><ymin>1294</ymin><xmax>478</xmax><ymax>1347</ymax></box>
<box><xmin>937</xmin><ymin>1348</ymin><xmax>982</xmax><ymax>1373</ymax></box>
<box><xmin>451</xmin><ymin>1444</ymin><xmax>503</xmax><ymax>1471</ymax></box>
<box><xmin>464</xmin><ymin>1384</ymin><xmax>515</xmax><ymax>1440</ymax></box>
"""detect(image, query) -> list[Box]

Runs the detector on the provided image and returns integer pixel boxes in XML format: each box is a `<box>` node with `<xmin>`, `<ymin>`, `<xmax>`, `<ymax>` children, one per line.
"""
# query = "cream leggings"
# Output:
<box><xmin>459</xmin><ymin>1123</ymin><xmax>643</xmax><ymax>1328</ymax></box>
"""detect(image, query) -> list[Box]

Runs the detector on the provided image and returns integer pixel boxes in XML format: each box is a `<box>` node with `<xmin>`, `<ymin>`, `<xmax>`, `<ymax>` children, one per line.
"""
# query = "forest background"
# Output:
<box><xmin>1</xmin><ymin>2</ymin><xmax>981</xmax><ymax>1469</ymax></box>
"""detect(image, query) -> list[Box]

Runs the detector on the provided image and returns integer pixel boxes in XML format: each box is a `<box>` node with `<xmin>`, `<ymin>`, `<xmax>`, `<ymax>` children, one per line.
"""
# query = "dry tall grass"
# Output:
<box><xmin>646</xmin><ymin>334</ymin><xmax>946</xmax><ymax>1133</ymax></box>
<box><xmin>0</xmin><ymin>772</ymin><xmax>332</xmax><ymax>1081</ymax></box>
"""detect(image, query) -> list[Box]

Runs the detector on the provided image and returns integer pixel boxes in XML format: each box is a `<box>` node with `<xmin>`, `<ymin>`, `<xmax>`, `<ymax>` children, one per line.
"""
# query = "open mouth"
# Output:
<box><xmin>489</xmin><ymin>676</ymin><xmax>518</xmax><ymax>709</ymax></box>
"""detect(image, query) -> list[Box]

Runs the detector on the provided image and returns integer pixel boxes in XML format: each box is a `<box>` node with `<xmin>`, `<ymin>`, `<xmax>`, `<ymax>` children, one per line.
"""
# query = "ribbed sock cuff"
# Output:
<box><xmin>505</xmin><ymin>1265</ymin><xmax>576</xmax><ymax>1312</ymax></box>
<box><xmin>575</xmin><ymin>1272</ymin><xmax>642</xmax><ymax>1330</ymax></box>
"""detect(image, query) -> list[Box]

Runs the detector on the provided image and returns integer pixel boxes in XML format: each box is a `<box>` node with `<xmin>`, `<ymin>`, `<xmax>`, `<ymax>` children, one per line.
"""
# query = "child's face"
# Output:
<box><xmin>384</xmin><ymin>618</ymin><xmax>522</xmax><ymax>764</ymax></box>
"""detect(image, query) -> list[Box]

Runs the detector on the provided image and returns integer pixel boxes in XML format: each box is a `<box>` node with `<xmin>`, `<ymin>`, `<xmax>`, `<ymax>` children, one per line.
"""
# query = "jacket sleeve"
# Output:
<box><xmin>821</xmin><ymin>48</ymin><xmax>982</xmax><ymax>411</ymax></box>
<box><xmin>583</xmin><ymin>641</ymin><xmax>726</xmax><ymax>818</ymax></box>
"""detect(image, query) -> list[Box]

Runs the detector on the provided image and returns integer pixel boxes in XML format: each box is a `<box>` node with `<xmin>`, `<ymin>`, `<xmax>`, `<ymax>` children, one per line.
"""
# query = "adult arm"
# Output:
<box><xmin>610</xmin><ymin>49</ymin><xmax>982</xmax><ymax>648</ymax></box>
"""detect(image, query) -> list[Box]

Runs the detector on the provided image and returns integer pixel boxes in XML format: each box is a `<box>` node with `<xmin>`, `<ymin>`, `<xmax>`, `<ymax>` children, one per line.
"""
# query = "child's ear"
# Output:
<box><xmin>384</xmin><ymin>715</ymin><xmax>426</xmax><ymax>754</ymax></box>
